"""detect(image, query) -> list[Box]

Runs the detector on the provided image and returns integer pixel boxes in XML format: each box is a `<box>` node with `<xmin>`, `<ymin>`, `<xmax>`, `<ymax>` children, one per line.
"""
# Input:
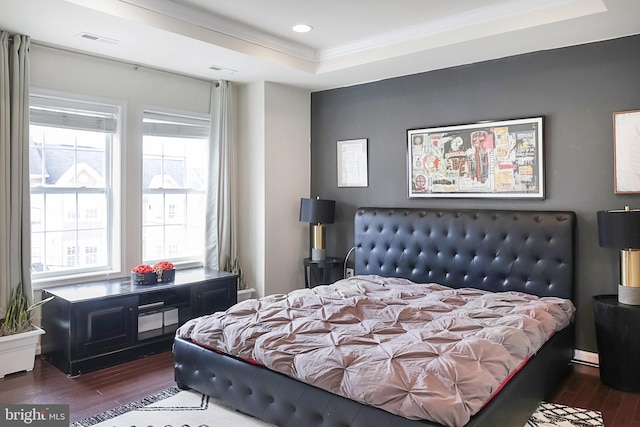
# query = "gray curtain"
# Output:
<box><xmin>0</xmin><ymin>31</ymin><xmax>32</xmax><ymax>316</ymax></box>
<box><xmin>204</xmin><ymin>81</ymin><xmax>237</xmax><ymax>270</ymax></box>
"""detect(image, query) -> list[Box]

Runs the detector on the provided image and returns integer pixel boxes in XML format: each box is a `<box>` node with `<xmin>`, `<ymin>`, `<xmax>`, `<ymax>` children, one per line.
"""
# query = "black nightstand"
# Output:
<box><xmin>303</xmin><ymin>257</ymin><xmax>344</xmax><ymax>288</ymax></box>
<box><xmin>593</xmin><ymin>295</ymin><xmax>640</xmax><ymax>392</ymax></box>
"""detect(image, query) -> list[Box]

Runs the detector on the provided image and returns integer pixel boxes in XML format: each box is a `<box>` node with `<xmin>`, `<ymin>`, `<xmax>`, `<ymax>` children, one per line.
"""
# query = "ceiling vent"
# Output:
<box><xmin>77</xmin><ymin>32</ymin><xmax>119</xmax><ymax>45</ymax></box>
<box><xmin>208</xmin><ymin>65</ymin><xmax>237</xmax><ymax>74</ymax></box>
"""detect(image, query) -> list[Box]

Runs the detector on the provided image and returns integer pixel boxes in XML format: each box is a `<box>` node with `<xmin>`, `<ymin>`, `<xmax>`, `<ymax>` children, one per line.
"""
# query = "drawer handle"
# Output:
<box><xmin>138</xmin><ymin>302</ymin><xmax>165</xmax><ymax>310</ymax></box>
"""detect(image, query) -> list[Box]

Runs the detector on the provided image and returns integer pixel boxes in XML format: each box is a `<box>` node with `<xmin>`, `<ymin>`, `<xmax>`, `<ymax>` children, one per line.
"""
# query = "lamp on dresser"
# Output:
<box><xmin>299</xmin><ymin>197</ymin><xmax>335</xmax><ymax>261</ymax></box>
<box><xmin>597</xmin><ymin>206</ymin><xmax>640</xmax><ymax>305</ymax></box>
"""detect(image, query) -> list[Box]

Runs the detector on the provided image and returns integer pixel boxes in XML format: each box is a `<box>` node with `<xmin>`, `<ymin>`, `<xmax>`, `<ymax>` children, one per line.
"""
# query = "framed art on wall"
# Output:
<box><xmin>407</xmin><ymin>117</ymin><xmax>544</xmax><ymax>198</ymax></box>
<box><xmin>613</xmin><ymin>110</ymin><xmax>640</xmax><ymax>194</ymax></box>
<box><xmin>337</xmin><ymin>138</ymin><xmax>368</xmax><ymax>187</ymax></box>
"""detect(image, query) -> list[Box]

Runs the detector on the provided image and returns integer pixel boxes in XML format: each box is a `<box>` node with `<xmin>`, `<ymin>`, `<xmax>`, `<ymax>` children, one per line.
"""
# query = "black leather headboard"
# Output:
<box><xmin>354</xmin><ymin>208</ymin><xmax>576</xmax><ymax>300</ymax></box>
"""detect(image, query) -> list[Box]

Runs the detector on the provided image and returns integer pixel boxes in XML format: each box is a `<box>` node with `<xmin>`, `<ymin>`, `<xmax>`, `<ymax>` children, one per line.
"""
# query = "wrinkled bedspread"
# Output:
<box><xmin>176</xmin><ymin>275</ymin><xmax>575</xmax><ymax>427</ymax></box>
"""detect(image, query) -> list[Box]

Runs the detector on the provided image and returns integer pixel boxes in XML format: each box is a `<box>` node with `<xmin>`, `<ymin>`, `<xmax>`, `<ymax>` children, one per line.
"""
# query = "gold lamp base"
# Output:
<box><xmin>311</xmin><ymin>223</ymin><xmax>326</xmax><ymax>261</ymax></box>
<box><xmin>619</xmin><ymin>249</ymin><xmax>640</xmax><ymax>305</ymax></box>
<box><xmin>621</xmin><ymin>249</ymin><xmax>640</xmax><ymax>287</ymax></box>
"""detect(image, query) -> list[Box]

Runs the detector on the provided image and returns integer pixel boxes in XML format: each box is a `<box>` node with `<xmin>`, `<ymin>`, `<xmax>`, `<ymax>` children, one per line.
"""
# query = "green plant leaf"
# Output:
<box><xmin>1</xmin><ymin>283</ymin><xmax>52</xmax><ymax>336</ymax></box>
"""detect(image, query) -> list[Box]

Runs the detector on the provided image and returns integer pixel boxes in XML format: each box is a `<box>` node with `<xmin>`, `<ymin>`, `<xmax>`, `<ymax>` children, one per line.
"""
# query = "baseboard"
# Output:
<box><xmin>573</xmin><ymin>349</ymin><xmax>599</xmax><ymax>367</ymax></box>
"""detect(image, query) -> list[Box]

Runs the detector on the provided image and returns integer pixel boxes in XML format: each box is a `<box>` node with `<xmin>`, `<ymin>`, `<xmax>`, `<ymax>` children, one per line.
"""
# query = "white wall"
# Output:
<box><xmin>237</xmin><ymin>82</ymin><xmax>311</xmax><ymax>297</ymax></box>
<box><xmin>237</xmin><ymin>82</ymin><xmax>266</xmax><ymax>297</ymax></box>
<box><xmin>264</xmin><ymin>82</ymin><xmax>311</xmax><ymax>295</ymax></box>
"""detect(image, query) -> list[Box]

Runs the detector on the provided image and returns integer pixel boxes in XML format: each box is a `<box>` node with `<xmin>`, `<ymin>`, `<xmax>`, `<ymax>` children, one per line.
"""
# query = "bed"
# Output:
<box><xmin>173</xmin><ymin>207</ymin><xmax>576</xmax><ymax>427</ymax></box>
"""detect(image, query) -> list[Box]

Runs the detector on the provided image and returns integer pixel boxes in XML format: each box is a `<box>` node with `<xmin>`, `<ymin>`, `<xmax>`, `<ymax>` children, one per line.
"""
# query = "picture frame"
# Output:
<box><xmin>613</xmin><ymin>110</ymin><xmax>640</xmax><ymax>194</ymax></box>
<box><xmin>337</xmin><ymin>138</ymin><xmax>368</xmax><ymax>187</ymax></box>
<box><xmin>407</xmin><ymin>117</ymin><xmax>544</xmax><ymax>198</ymax></box>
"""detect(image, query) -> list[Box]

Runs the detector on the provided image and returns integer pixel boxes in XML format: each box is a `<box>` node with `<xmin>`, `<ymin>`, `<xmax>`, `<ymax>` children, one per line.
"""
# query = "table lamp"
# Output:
<box><xmin>299</xmin><ymin>197</ymin><xmax>335</xmax><ymax>261</ymax></box>
<box><xmin>597</xmin><ymin>206</ymin><xmax>640</xmax><ymax>305</ymax></box>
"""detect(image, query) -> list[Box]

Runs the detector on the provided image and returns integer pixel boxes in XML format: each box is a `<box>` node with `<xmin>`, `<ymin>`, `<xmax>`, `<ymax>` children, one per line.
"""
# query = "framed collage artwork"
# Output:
<box><xmin>407</xmin><ymin>117</ymin><xmax>544</xmax><ymax>198</ymax></box>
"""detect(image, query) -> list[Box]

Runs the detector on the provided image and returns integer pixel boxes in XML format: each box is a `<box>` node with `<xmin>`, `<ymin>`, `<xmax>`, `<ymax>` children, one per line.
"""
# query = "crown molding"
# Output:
<box><xmin>318</xmin><ymin>0</ymin><xmax>606</xmax><ymax>61</ymax></box>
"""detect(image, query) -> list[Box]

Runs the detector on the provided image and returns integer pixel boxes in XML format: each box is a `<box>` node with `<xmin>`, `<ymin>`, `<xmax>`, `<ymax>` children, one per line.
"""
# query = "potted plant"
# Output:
<box><xmin>223</xmin><ymin>256</ymin><xmax>255</xmax><ymax>302</ymax></box>
<box><xmin>0</xmin><ymin>283</ymin><xmax>53</xmax><ymax>378</ymax></box>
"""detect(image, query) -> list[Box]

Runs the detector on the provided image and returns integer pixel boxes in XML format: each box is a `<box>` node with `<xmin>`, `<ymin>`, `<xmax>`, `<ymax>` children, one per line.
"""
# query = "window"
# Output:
<box><xmin>85</xmin><ymin>245</ymin><xmax>98</xmax><ymax>265</ymax></box>
<box><xmin>167</xmin><ymin>204</ymin><xmax>177</xmax><ymax>220</ymax></box>
<box><xmin>142</xmin><ymin>111</ymin><xmax>208</xmax><ymax>264</ymax></box>
<box><xmin>85</xmin><ymin>208</ymin><xmax>98</xmax><ymax>219</ymax></box>
<box><xmin>66</xmin><ymin>246</ymin><xmax>78</xmax><ymax>268</ymax></box>
<box><xmin>30</xmin><ymin>94</ymin><xmax>119</xmax><ymax>278</ymax></box>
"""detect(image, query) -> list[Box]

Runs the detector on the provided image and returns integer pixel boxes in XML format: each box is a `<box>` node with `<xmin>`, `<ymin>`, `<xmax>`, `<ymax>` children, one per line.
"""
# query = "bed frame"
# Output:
<box><xmin>174</xmin><ymin>208</ymin><xmax>576</xmax><ymax>427</ymax></box>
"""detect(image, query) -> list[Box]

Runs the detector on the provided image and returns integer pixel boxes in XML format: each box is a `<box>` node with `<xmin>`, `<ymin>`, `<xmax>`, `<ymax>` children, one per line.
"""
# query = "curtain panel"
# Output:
<box><xmin>0</xmin><ymin>31</ymin><xmax>32</xmax><ymax>317</ymax></box>
<box><xmin>204</xmin><ymin>81</ymin><xmax>238</xmax><ymax>272</ymax></box>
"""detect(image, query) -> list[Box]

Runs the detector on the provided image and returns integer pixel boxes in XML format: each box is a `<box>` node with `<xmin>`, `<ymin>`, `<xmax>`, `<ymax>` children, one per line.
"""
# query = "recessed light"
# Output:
<box><xmin>292</xmin><ymin>24</ymin><xmax>312</xmax><ymax>33</ymax></box>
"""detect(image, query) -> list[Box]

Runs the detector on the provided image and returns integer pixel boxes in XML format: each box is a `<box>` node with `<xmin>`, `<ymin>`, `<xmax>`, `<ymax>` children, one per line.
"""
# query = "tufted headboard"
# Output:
<box><xmin>354</xmin><ymin>208</ymin><xmax>576</xmax><ymax>300</ymax></box>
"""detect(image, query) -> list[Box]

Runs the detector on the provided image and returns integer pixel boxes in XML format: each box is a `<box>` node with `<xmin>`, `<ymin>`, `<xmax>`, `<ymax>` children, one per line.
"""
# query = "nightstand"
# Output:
<box><xmin>303</xmin><ymin>257</ymin><xmax>344</xmax><ymax>288</ymax></box>
<box><xmin>593</xmin><ymin>294</ymin><xmax>640</xmax><ymax>392</ymax></box>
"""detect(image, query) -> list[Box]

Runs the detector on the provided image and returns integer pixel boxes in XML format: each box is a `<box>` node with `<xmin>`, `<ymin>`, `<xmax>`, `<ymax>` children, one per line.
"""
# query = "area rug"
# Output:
<box><xmin>71</xmin><ymin>387</ymin><xmax>603</xmax><ymax>427</ymax></box>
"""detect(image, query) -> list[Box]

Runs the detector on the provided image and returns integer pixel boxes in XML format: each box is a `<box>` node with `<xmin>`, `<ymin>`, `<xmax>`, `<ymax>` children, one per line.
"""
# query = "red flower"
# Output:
<box><xmin>153</xmin><ymin>261</ymin><xmax>174</xmax><ymax>271</ymax></box>
<box><xmin>132</xmin><ymin>264</ymin><xmax>154</xmax><ymax>274</ymax></box>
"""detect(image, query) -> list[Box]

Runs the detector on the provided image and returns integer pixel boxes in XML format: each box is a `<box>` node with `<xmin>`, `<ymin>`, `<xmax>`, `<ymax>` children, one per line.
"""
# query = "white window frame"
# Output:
<box><xmin>30</xmin><ymin>91</ymin><xmax>124</xmax><ymax>288</ymax></box>
<box><xmin>141</xmin><ymin>108</ymin><xmax>209</xmax><ymax>267</ymax></box>
<box><xmin>29</xmin><ymin>94</ymin><xmax>210</xmax><ymax>289</ymax></box>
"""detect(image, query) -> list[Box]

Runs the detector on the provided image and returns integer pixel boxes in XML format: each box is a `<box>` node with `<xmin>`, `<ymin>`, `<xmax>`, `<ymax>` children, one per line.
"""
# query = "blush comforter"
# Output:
<box><xmin>176</xmin><ymin>275</ymin><xmax>575</xmax><ymax>427</ymax></box>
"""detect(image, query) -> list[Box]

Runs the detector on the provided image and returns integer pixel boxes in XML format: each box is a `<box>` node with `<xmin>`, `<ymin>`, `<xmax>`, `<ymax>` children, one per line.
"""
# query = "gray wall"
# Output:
<box><xmin>310</xmin><ymin>34</ymin><xmax>640</xmax><ymax>353</ymax></box>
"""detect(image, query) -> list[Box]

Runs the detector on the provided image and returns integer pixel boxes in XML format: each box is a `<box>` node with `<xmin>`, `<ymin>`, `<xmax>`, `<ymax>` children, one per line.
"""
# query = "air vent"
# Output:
<box><xmin>208</xmin><ymin>65</ymin><xmax>237</xmax><ymax>74</ymax></box>
<box><xmin>77</xmin><ymin>32</ymin><xmax>119</xmax><ymax>45</ymax></box>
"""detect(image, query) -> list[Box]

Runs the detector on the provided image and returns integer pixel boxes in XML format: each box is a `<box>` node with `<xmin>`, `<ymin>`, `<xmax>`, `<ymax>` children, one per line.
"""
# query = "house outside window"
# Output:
<box><xmin>167</xmin><ymin>204</ymin><xmax>177</xmax><ymax>220</ymax></box>
<box><xmin>142</xmin><ymin>110</ymin><xmax>208</xmax><ymax>265</ymax></box>
<box><xmin>66</xmin><ymin>246</ymin><xmax>78</xmax><ymax>267</ymax></box>
<box><xmin>29</xmin><ymin>93</ymin><xmax>119</xmax><ymax>278</ymax></box>
<box><xmin>85</xmin><ymin>245</ymin><xmax>98</xmax><ymax>265</ymax></box>
<box><xmin>85</xmin><ymin>208</ymin><xmax>98</xmax><ymax>219</ymax></box>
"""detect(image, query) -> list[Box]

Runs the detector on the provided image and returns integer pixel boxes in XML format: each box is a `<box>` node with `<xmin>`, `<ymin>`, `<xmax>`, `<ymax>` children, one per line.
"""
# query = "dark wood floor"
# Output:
<box><xmin>0</xmin><ymin>352</ymin><xmax>175</xmax><ymax>423</ymax></box>
<box><xmin>0</xmin><ymin>352</ymin><xmax>638</xmax><ymax>426</ymax></box>
<box><xmin>552</xmin><ymin>363</ymin><xmax>640</xmax><ymax>427</ymax></box>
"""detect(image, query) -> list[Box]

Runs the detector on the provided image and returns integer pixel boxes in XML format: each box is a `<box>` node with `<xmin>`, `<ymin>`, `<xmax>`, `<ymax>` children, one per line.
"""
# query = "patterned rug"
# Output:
<box><xmin>71</xmin><ymin>387</ymin><xmax>604</xmax><ymax>427</ymax></box>
<box><xmin>526</xmin><ymin>402</ymin><xmax>604</xmax><ymax>427</ymax></box>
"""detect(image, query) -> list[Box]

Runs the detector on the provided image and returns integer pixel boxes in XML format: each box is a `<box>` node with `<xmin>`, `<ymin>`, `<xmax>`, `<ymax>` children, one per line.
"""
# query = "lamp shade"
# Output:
<box><xmin>299</xmin><ymin>198</ymin><xmax>335</xmax><ymax>224</ymax></box>
<box><xmin>597</xmin><ymin>209</ymin><xmax>640</xmax><ymax>249</ymax></box>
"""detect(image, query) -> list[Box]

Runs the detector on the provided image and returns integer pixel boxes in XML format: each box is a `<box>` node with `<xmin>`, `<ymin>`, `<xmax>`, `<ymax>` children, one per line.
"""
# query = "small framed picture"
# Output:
<box><xmin>337</xmin><ymin>138</ymin><xmax>368</xmax><ymax>187</ymax></box>
<box><xmin>613</xmin><ymin>110</ymin><xmax>640</xmax><ymax>194</ymax></box>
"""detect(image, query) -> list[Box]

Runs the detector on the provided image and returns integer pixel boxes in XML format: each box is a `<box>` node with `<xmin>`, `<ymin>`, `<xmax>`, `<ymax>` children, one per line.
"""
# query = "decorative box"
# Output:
<box><xmin>158</xmin><ymin>269</ymin><xmax>176</xmax><ymax>282</ymax></box>
<box><xmin>131</xmin><ymin>272</ymin><xmax>157</xmax><ymax>285</ymax></box>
